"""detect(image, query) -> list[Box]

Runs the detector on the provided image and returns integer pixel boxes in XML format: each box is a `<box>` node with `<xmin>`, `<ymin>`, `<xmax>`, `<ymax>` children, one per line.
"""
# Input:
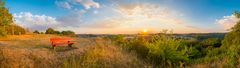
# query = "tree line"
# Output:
<box><xmin>33</xmin><ymin>28</ymin><xmax>76</xmax><ymax>36</ymax></box>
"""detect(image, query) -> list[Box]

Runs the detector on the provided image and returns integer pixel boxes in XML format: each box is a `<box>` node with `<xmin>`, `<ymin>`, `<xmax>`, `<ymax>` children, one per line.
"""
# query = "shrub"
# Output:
<box><xmin>33</xmin><ymin>30</ymin><xmax>40</xmax><ymax>34</ymax></box>
<box><xmin>146</xmin><ymin>35</ymin><xmax>189</xmax><ymax>67</ymax></box>
<box><xmin>220</xmin><ymin>11</ymin><xmax>240</xmax><ymax>67</ymax></box>
<box><xmin>61</xmin><ymin>30</ymin><xmax>75</xmax><ymax>36</ymax></box>
<box><xmin>201</xmin><ymin>38</ymin><xmax>221</xmax><ymax>47</ymax></box>
<box><xmin>108</xmin><ymin>35</ymin><xmax>125</xmax><ymax>44</ymax></box>
<box><xmin>45</xmin><ymin>28</ymin><xmax>55</xmax><ymax>34</ymax></box>
<box><xmin>0</xmin><ymin>28</ymin><xmax>6</xmax><ymax>36</ymax></box>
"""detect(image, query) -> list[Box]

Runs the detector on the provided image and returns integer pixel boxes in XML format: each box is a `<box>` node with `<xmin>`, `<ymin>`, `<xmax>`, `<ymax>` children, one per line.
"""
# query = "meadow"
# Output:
<box><xmin>0</xmin><ymin>32</ymin><xmax>238</xmax><ymax>68</ymax></box>
<box><xmin>0</xmin><ymin>34</ymin><xmax>148</xmax><ymax>68</ymax></box>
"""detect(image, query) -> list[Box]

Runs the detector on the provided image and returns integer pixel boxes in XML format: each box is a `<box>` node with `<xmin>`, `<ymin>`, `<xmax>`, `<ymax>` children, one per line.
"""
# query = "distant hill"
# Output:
<box><xmin>77</xmin><ymin>33</ymin><xmax>226</xmax><ymax>40</ymax></box>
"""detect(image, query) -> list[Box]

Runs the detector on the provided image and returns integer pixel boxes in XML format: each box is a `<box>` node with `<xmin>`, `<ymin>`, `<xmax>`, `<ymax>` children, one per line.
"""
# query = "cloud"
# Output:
<box><xmin>57</xmin><ymin>10</ymin><xmax>86</xmax><ymax>27</ymax></box>
<box><xmin>83</xmin><ymin>3</ymin><xmax>205</xmax><ymax>33</ymax></box>
<box><xmin>217</xmin><ymin>14</ymin><xmax>239</xmax><ymax>30</ymax></box>
<box><xmin>13</xmin><ymin>10</ymin><xmax>86</xmax><ymax>31</ymax></box>
<box><xmin>75</xmin><ymin>0</ymin><xmax>100</xmax><ymax>9</ymax></box>
<box><xmin>55</xmin><ymin>1</ymin><xmax>72</xmax><ymax>9</ymax></box>
<box><xmin>55</xmin><ymin>0</ymin><xmax>100</xmax><ymax>10</ymax></box>
<box><xmin>13</xmin><ymin>12</ymin><xmax>59</xmax><ymax>31</ymax></box>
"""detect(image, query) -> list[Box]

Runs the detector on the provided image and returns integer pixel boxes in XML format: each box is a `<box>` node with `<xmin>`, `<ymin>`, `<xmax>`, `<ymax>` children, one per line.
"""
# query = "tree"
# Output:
<box><xmin>4</xmin><ymin>24</ymin><xmax>26</xmax><ymax>35</ymax></box>
<box><xmin>45</xmin><ymin>28</ymin><xmax>55</xmax><ymax>34</ymax></box>
<box><xmin>33</xmin><ymin>30</ymin><xmax>40</xmax><ymax>34</ymax></box>
<box><xmin>54</xmin><ymin>31</ymin><xmax>61</xmax><ymax>34</ymax></box>
<box><xmin>201</xmin><ymin>38</ymin><xmax>221</xmax><ymax>47</ymax></box>
<box><xmin>0</xmin><ymin>0</ymin><xmax>14</xmax><ymax>36</ymax></box>
<box><xmin>61</xmin><ymin>30</ymin><xmax>75</xmax><ymax>36</ymax></box>
<box><xmin>0</xmin><ymin>0</ymin><xmax>13</xmax><ymax>26</ymax></box>
<box><xmin>222</xmin><ymin>11</ymin><xmax>240</xmax><ymax>48</ymax></box>
<box><xmin>221</xmin><ymin>11</ymin><xmax>240</xmax><ymax>67</ymax></box>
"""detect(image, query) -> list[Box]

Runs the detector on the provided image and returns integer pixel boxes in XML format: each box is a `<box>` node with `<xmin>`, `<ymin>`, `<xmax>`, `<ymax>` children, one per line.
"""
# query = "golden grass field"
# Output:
<box><xmin>0</xmin><ymin>34</ymin><xmax>148</xmax><ymax>68</ymax></box>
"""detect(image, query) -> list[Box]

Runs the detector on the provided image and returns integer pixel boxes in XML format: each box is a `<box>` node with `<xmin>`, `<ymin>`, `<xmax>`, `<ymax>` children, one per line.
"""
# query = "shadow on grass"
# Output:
<box><xmin>51</xmin><ymin>46</ymin><xmax>78</xmax><ymax>52</ymax></box>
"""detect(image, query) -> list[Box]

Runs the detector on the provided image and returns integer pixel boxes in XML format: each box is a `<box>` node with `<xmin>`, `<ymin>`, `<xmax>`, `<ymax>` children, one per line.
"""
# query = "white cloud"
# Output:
<box><xmin>55</xmin><ymin>1</ymin><xmax>72</xmax><ymax>9</ymax></box>
<box><xmin>85</xmin><ymin>3</ymin><xmax>205</xmax><ymax>33</ymax></box>
<box><xmin>93</xmin><ymin>10</ymin><xmax>98</xmax><ymax>14</ymax></box>
<box><xmin>75</xmin><ymin>0</ymin><xmax>100</xmax><ymax>9</ymax></box>
<box><xmin>55</xmin><ymin>0</ymin><xmax>100</xmax><ymax>10</ymax></box>
<box><xmin>13</xmin><ymin>12</ymin><xmax>59</xmax><ymax>31</ymax></box>
<box><xmin>13</xmin><ymin>11</ymin><xmax>86</xmax><ymax>31</ymax></box>
<box><xmin>217</xmin><ymin>14</ymin><xmax>239</xmax><ymax>30</ymax></box>
<box><xmin>57</xmin><ymin>9</ymin><xmax>86</xmax><ymax>27</ymax></box>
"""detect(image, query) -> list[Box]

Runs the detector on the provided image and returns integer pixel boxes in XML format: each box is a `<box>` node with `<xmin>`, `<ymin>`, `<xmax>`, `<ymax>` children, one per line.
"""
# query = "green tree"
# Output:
<box><xmin>54</xmin><ymin>31</ymin><xmax>61</xmax><ymax>34</ymax></box>
<box><xmin>222</xmin><ymin>11</ymin><xmax>240</xmax><ymax>48</ymax></box>
<box><xmin>201</xmin><ymin>38</ymin><xmax>221</xmax><ymax>47</ymax></box>
<box><xmin>45</xmin><ymin>28</ymin><xmax>55</xmax><ymax>34</ymax></box>
<box><xmin>4</xmin><ymin>24</ymin><xmax>26</xmax><ymax>35</ymax></box>
<box><xmin>33</xmin><ymin>30</ymin><xmax>40</xmax><ymax>34</ymax></box>
<box><xmin>221</xmin><ymin>11</ymin><xmax>240</xmax><ymax>67</ymax></box>
<box><xmin>61</xmin><ymin>30</ymin><xmax>75</xmax><ymax>36</ymax></box>
<box><xmin>0</xmin><ymin>0</ymin><xmax>14</xmax><ymax>36</ymax></box>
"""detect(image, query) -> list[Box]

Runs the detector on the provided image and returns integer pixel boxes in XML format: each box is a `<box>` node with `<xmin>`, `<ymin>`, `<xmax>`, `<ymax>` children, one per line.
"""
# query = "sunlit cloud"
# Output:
<box><xmin>78</xmin><ymin>3</ymin><xmax>205</xmax><ymax>34</ymax></box>
<box><xmin>13</xmin><ymin>0</ymin><xmax>210</xmax><ymax>34</ymax></box>
<box><xmin>13</xmin><ymin>12</ymin><xmax>59</xmax><ymax>31</ymax></box>
<box><xmin>217</xmin><ymin>14</ymin><xmax>239</xmax><ymax>30</ymax></box>
<box><xmin>55</xmin><ymin>0</ymin><xmax>100</xmax><ymax>10</ymax></box>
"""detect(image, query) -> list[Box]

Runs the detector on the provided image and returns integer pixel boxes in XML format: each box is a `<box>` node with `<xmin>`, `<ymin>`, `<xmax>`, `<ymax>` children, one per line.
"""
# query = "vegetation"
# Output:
<box><xmin>44</xmin><ymin>28</ymin><xmax>75</xmax><ymax>36</ymax></box>
<box><xmin>33</xmin><ymin>30</ymin><xmax>40</xmax><ymax>34</ymax></box>
<box><xmin>0</xmin><ymin>35</ymin><xmax>147</xmax><ymax>68</ymax></box>
<box><xmin>0</xmin><ymin>0</ymin><xmax>26</xmax><ymax>36</ymax></box>
<box><xmin>45</xmin><ymin>28</ymin><xmax>56</xmax><ymax>34</ymax></box>
<box><xmin>1</xmin><ymin>0</ymin><xmax>240</xmax><ymax>67</ymax></box>
<box><xmin>107</xmin><ymin>11</ymin><xmax>240</xmax><ymax>68</ymax></box>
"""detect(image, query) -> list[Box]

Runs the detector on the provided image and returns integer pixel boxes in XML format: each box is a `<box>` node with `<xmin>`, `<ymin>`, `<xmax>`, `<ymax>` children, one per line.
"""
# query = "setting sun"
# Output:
<box><xmin>143</xmin><ymin>29</ymin><xmax>148</xmax><ymax>33</ymax></box>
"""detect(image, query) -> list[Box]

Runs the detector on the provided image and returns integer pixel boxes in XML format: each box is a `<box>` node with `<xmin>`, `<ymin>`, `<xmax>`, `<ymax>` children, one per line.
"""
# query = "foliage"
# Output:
<box><xmin>0</xmin><ymin>0</ymin><xmax>13</xmax><ymax>26</ymax></box>
<box><xmin>4</xmin><ymin>24</ymin><xmax>26</xmax><ymax>35</ymax></box>
<box><xmin>0</xmin><ymin>0</ymin><xmax>26</xmax><ymax>36</ymax></box>
<box><xmin>0</xmin><ymin>28</ymin><xmax>6</xmax><ymax>36</ymax></box>
<box><xmin>44</xmin><ymin>28</ymin><xmax>75</xmax><ymax>36</ymax></box>
<box><xmin>220</xmin><ymin>11</ymin><xmax>240</xmax><ymax>67</ymax></box>
<box><xmin>201</xmin><ymin>38</ymin><xmax>221</xmax><ymax>47</ymax></box>
<box><xmin>33</xmin><ymin>30</ymin><xmax>40</xmax><ymax>34</ymax></box>
<box><xmin>61</xmin><ymin>30</ymin><xmax>75</xmax><ymax>36</ymax></box>
<box><xmin>145</xmin><ymin>35</ymin><xmax>189</xmax><ymax>67</ymax></box>
<box><xmin>62</xmin><ymin>40</ymin><xmax>147</xmax><ymax>68</ymax></box>
<box><xmin>45</xmin><ymin>28</ymin><xmax>55</xmax><ymax>34</ymax></box>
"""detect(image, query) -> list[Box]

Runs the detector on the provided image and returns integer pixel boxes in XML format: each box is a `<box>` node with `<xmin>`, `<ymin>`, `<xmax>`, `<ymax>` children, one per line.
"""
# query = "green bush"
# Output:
<box><xmin>61</xmin><ymin>30</ymin><xmax>75</xmax><ymax>36</ymax></box>
<box><xmin>0</xmin><ymin>28</ymin><xmax>6</xmax><ymax>36</ymax></box>
<box><xmin>33</xmin><ymin>30</ymin><xmax>40</xmax><ymax>34</ymax></box>
<box><xmin>201</xmin><ymin>38</ymin><xmax>221</xmax><ymax>48</ymax></box>
<box><xmin>145</xmin><ymin>35</ymin><xmax>189</xmax><ymax>67</ymax></box>
<box><xmin>45</xmin><ymin>28</ymin><xmax>55</xmax><ymax>34</ymax></box>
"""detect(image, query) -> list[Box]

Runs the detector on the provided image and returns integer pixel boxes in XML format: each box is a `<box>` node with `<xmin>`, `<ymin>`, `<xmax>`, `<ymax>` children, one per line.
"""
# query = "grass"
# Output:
<box><xmin>1</xmin><ymin>34</ymin><xmax>239</xmax><ymax>68</ymax></box>
<box><xmin>0</xmin><ymin>34</ymin><xmax>147</xmax><ymax>68</ymax></box>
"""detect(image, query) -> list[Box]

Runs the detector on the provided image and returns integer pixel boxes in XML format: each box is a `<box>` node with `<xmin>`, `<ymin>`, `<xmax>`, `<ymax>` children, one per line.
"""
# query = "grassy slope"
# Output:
<box><xmin>0</xmin><ymin>34</ymin><xmax>147</xmax><ymax>68</ymax></box>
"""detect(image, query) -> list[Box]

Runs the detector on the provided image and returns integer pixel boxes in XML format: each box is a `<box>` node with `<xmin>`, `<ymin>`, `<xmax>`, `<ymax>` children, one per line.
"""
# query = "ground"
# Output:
<box><xmin>0</xmin><ymin>34</ymin><xmax>147</xmax><ymax>68</ymax></box>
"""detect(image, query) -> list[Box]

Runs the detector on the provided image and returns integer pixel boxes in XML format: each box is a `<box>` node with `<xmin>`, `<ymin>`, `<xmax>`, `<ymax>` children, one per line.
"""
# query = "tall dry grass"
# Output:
<box><xmin>0</xmin><ymin>34</ymin><xmax>147</xmax><ymax>68</ymax></box>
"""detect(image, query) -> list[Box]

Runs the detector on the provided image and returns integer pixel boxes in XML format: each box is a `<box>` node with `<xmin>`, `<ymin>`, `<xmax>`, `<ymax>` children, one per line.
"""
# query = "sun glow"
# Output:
<box><xmin>143</xmin><ymin>29</ymin><xmax>148</xmax><ymax>33</ymax></box>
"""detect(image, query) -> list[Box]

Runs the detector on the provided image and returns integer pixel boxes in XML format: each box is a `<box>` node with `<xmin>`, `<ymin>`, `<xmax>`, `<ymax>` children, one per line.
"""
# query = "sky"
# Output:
<box><xmin>4</xmin><ymin>0</ymin><xmax>240</xmax><ymax>34</ymax></box>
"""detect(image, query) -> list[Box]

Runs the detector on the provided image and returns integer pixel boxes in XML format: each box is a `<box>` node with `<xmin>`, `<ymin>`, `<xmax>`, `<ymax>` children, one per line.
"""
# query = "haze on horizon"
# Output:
<box><xmin>5</xmin><ymin>0</ymin><xmax>240</xmax><ymax>34</ymax></box>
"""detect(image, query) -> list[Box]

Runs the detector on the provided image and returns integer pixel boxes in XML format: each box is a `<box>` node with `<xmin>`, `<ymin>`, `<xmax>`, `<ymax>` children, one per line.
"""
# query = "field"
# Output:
<box><xmin>0</xmin><ymin>33</ymin><xmax>238</xmax><ymax>68</ymax></box>
<box><xmin>0</xmin><ymin>34</ymin><xmax>148</xmax><ymax>68</ymax></box>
